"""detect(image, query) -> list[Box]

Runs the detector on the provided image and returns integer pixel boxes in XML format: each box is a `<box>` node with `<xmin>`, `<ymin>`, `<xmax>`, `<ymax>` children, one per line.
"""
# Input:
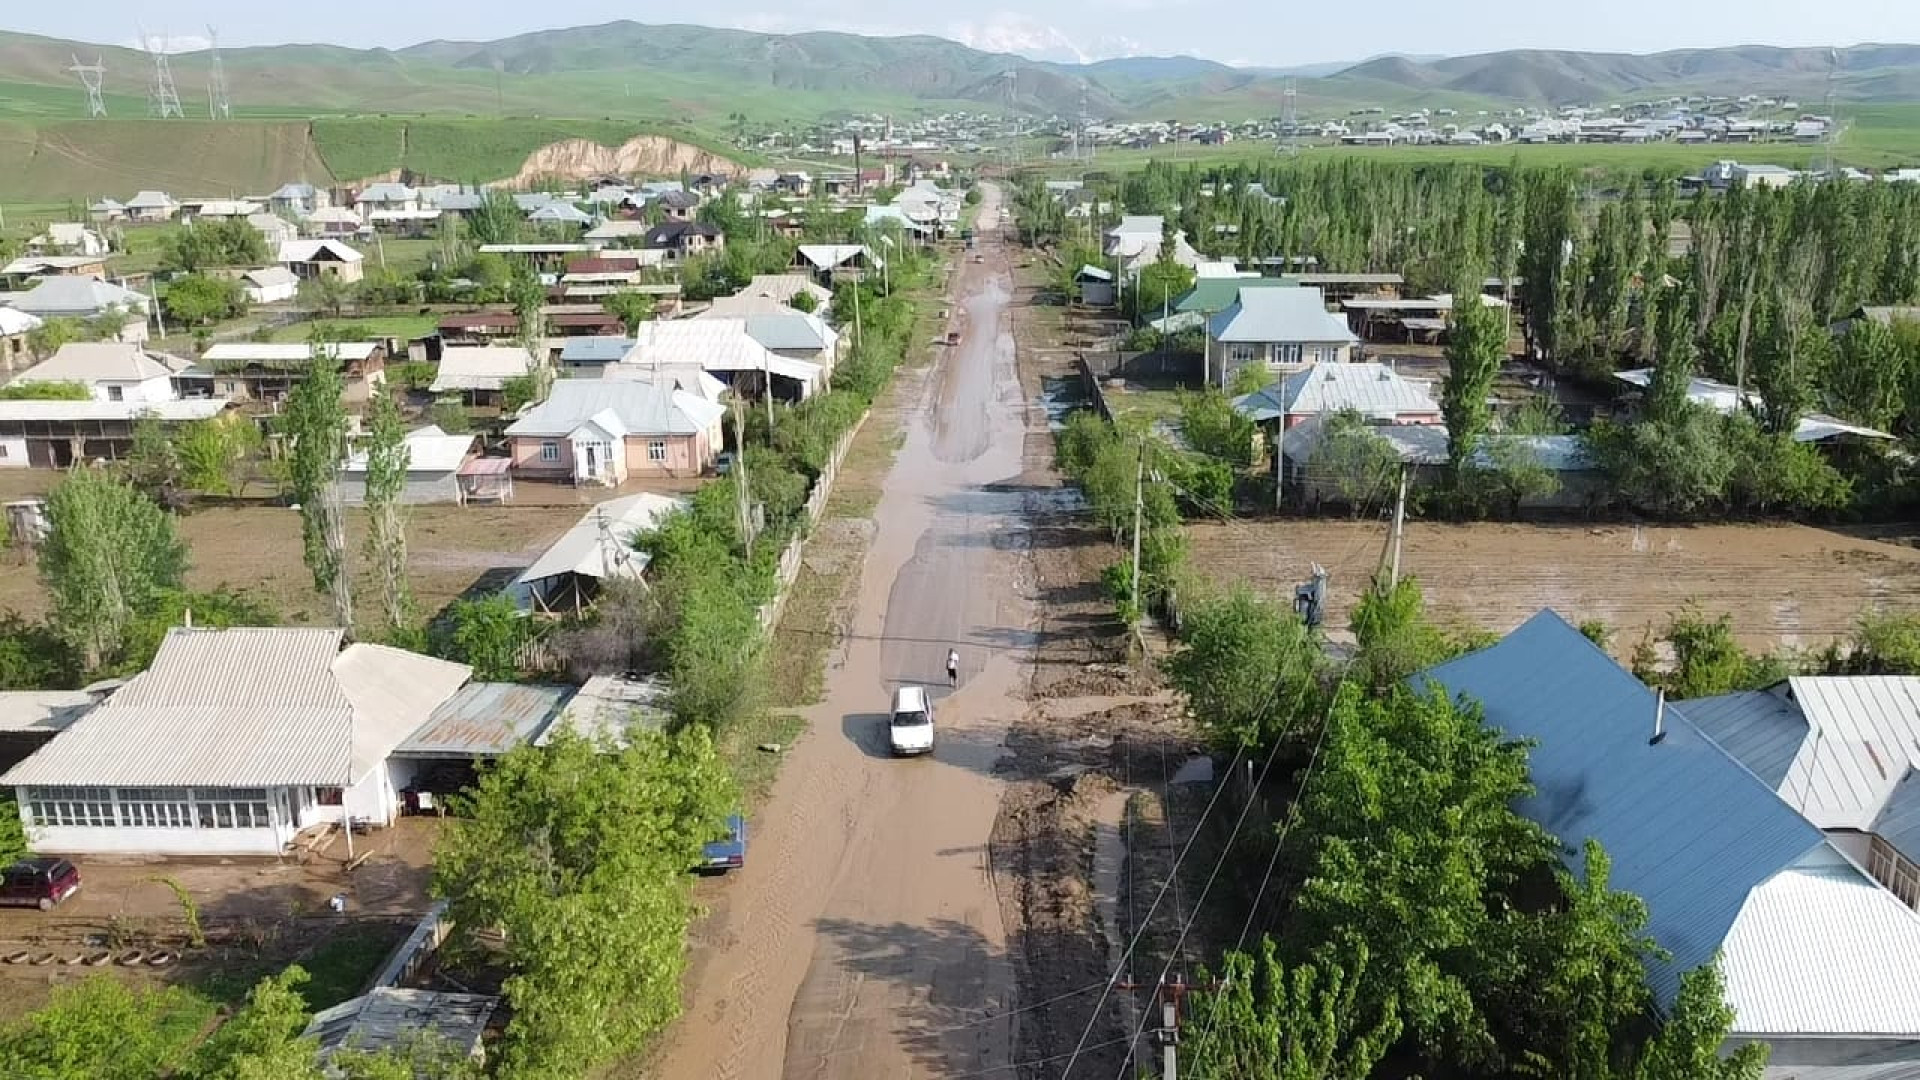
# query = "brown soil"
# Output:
<box><xmin>1184</xmin><ymin>518</ymin><xmax>1920</xmax><ymax>654</ymax></box>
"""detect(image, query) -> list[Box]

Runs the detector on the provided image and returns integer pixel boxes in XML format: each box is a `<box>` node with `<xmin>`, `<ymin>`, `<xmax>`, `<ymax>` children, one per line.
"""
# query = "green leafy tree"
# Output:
<box><xmin>123</xmin><ymin>414</ymin><xmax>182</xmax><ymax>500</ymax></box>
<box><xmin>39</xmin><ymin>467</ymin><xmax>188</xmax><ymax>672</ymax></box>
<box><xmin>164</xmin><ymin>274</ymin><xmax>246</xmax><ymax>327</ymax></box>
<box><xmin>1131</xmin><ymin>260</ymin><xmax>1195</xmax><ymax>323</ymax></box>
<box><xmin>301</xmin><ymin>274</ymin><xmax>352</xmax><ymax>318</ymax></box>
<box><xmin>1634</xmin><ymin>604</ymin><xmax>1790</xmax><ymax>699</ymax></box>
<box><xmin>1724</xmin><ymin>416</ymin><xmax>1852</xmax><ymax>515</ymax></box>
<box><xmin>177</xmin><ymin>414</ymin><xmax>263</xmax><ymax>496</ymax></box>
<box><xmin>26</xmin><ymin>317</ymin><xmax>84</xmax><ymax>359</ymax></box>
<box><xmin>1829</xmin><ymin>318</ymin><xmax>1905</xmax><ymax>430</ymax></box>
<box><xmin>466</xmin><ymin>191</ymin><xmax>525</xmax><ymax>246</ymax></box>
<box><xmin>1292</xmin><ymin>683</ymin><xmax>1555</xmax><ymax>1062</ymax></box>
<box><xmin>429</xmin><ymin>398</ymin><xmax>472</xmax><ymax>433</ymax></box>
<box><xmin>185</xmin><ymin>967</ymin><xmax>323</xmax><ymax>1080</ymax></box>
<box><xmin>1349</xmin><ymin>575</ymin><xmax>1458</xmax><ymax>692</ymax></box>
<box><xmin>445</xmin><ymin>593</ymin><xmax>527</xmax><ymax>682</ymax></box>
<box><xmin>788</xmin><ymin>290</ymin><xmax>818</xmax><ymax>314</ymax></box>
<box><xmin>433</xmin><ymin>726</ymin><xmax>735</xmax><ymax>1079</ymax></box>
<box><xmin>637</xmin><ymin>503</ymin><xmax>766</xmax><ymax>727</ymax></box>
<box><xmin>0</xmin><ymin>977</ymin><xmax>208</xmax><ymax>1079</ymax></box>
<box><xmin>0</xmin><ymin>612</ymin><xmax>77</xmax><ymax>690</ymax></box>
<box><xmin>1182</xmin><ymin>937</ymin><xmax>1402</xmax><ymax>1080</ymax></box>
<box><xmin>1475</xmin><ymin>433</ymin><xmax>1563</xmax><ymax>518</ymax></box>
<box><xmin>501</xmin><ymin>371</ymin><xmax>544</xmax><ymax>415</ymax></box>
<box><xmin>280</xmin><ymin>341</ymin><xmax>351</xmax><ymax>626</ymax></box>
<box><xmin>603</xmin><ymin>292</ymin><xmax>655</xmax><ymax>334</ymax></box>
<box><xmin>1443</xmin><ymin>291</ymin><xmax>1507</xmax><ymax>488</ymax></box>
<box><xmin>1632</xmin><ymin>962</ymin><xmax>1767</xmax><ymax>1080</ymax></box>
<box><xmin>1178</xmin><ymin>388</ymin><xmax>1255</xmax><ymax>467</ymax></box>
<box><xmin>0</xmin><ymin>381</ymin><xmax>91</xmax><ymax>401</ymax></box>
<box><xmin>1584</xmin><ymin>407</ymin><xmax>1735</xmax><ymax>518</ymax></box>
<box><xmin>1825</xmin><ymin>612</ymin><xmax>1920</xmax><ymax>674</ymax></box>
<box><xmin>1646</xmin><ymin>284</ymin><xmax>1697</xmax><ymax>427</ymax></box>
<box><xmin>115</xmin><ymin>588</ymin><xmax>276</xmax><ymax>676</ymax></box>
<box><xmin>1166</xmin><ymin>585</ymin><xmax>1324</xmax><ymax>749</ymax></box>
<box><xmin>361</xmin><ymin>387</ymin><xmax>413</xmax><ymax>635</ymax></box>
<box><xmin>162</xmin><ymin>218</ymin><xmax>268</xmax><ymax>273</ymax></box>
<box><xmin>1307</xmin><ymin>410</ymin><xmax>1400</xmax><ymax>513</ymax></box>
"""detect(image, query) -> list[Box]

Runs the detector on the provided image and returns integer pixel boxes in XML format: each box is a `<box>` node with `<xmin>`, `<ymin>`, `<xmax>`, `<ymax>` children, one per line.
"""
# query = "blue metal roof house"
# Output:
<box><xmin>1420</xmin><ymin>611</ymin><xmax>1920</xmax><ymax>1080</ymax></box>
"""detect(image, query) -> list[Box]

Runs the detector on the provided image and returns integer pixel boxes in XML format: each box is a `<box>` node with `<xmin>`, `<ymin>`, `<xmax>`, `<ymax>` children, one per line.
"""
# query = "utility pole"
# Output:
<box><xmin>1129</xmin><ymin>447</ymin><xmax>1145</xmax><ymax>625</ymax></box>
<box><xmin>1157</xmin><ymin>974</ymin><xmax>1185</xmax><ymax>1080</ymax></box>
<box><xmin>1387</xmin><ymin>463</ymin><xmax>1409</xmax><ymax>586</ymax></box>
<box><xmin>730</xmin><ymin>392</ymin><xmax>755</xmax><ymax>559</ymax></box>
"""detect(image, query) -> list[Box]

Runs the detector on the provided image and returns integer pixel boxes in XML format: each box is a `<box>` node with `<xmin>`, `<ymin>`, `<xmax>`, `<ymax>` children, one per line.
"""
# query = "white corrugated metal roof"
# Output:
<box><xmin>504</xmin><ymin>378</ymin><xmax>724</xmax><ymax>438</ymax></box>
<box><xmin>1615</xmin><ymin>369</ymin><xmax>1892</xmax><ymax>443</ymax></box>
<box><xmin>1234</xmin><ymin>363</ymin><xmax>1439</xmax><ymax>421</ymax></box>
<box><xmin>333</xmin><ymin>644</ymin><xmax>472</xmax><ymax>779</ymax></box>
<box><xmin>0</xmin><ymin>692</ymin><xmax>100</xmax><ymax>733</ymax></box>
<box><xmin>1</xmin><ymin>628</ymin><xmax>471</xmax><ymax>787</ymax></box>
<box><xmin>628</xmin><ymin>320</ymin><xmax>823</xmax><ymax>389</ymax></box>
<box><xmin>0</xmin><ymin>399</ymin><xmax>229</xmax><ymax>422</ymax></box>
<box><xmin>429</xmin><ymin>346</ymin><xmax>535</xmax><ymax>392</ymax></box>
<box><xmin>0</xmin><ymin>308</ymin><xmax>43</xmax><ymax>336</ymax></box>
<box><xmin>796</xmin><ymin>244</ymin><xmax>873</xmax><ymax>270</ymax></box>
<box><xmin>13</xmin><ymin>342</ymin><xmax>183</xmax><ymax>385</ymax></box>
<box><xmin>201</xmin><ymin>342</ymin><xmax>381</xmax><ymax>364</ymax></box>
<box><xmin>1724</xmin><ymin>861</ymin><xmax>1920</xmax><ymax>1037</ymax></box>
<box><xmin>341</xmin><ymin>426</ymin><xmax>476</xmax><ymax>474</ymax></box>
<box><xmin>277</xmin><ymin>239</ymin><xmax>364</xmax><ymax>264</ymax></box>
<box><xmin>510</xmin><ymin>493</ymin><xmax>685</xmax><ymax>600</ymax></box>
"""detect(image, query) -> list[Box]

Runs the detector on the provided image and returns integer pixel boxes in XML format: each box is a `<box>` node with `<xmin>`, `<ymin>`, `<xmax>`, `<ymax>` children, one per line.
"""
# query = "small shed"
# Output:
<box><xmin>339</xmin><ymin>426</ymin><xmax>479</xmax><ymax>505</ymax></box>
<box><xmin>457</xmin><ymin>457</ymin><xmax>514</xmax><ymax>504</ymax></box>
<box><xmin>388</xmin><ymin>682</ymin><xmax>574</xmax><ymax>801</ymax></box>
<box><xmin>506</xmin><ymin>493</ymin><xmax>686</xmax><ymax>614</ymax></box>
<box><xmin>304</xmin><ymin>987</ymin><xmax>497</xmax><ymax>1070</ymax></box>
<box><xmin>539</xmin><ymin>673</ymin><xmax>671</xmax><ymax>748</ymax></box>
<box><xmin>1074</xmin><ymin>264</ymin><xmax>1116</xmax><ymax>306</ymax></box>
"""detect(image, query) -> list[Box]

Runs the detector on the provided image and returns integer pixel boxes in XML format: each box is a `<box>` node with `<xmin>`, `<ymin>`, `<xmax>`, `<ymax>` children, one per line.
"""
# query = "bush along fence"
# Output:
<box><xmin>634</xmin><ymin>256</ymin><xmax>934</xmax><ymax>732</ymax></box>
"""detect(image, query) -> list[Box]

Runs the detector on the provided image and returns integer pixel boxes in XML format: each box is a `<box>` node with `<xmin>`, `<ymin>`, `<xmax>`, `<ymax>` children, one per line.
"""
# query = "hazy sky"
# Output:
<box><xmin>9</xmin><ymin>1</ymin><xmax>1919</xmax><ymax>67</ymax></box>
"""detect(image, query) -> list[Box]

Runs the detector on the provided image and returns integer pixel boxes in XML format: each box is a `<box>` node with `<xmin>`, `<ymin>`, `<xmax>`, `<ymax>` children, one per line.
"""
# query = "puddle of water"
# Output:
<box><xmin>1039</xmin><ymin>378</ymin><xmax>1085</xmax><ymax>432</ymax></box>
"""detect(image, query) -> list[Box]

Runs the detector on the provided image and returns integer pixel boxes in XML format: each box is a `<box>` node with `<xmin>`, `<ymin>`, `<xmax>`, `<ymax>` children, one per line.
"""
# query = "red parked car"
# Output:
<box><xmin>0</xmin><ymin>858</ymin><xmax>80</xmax><ymax>910</ymax></box>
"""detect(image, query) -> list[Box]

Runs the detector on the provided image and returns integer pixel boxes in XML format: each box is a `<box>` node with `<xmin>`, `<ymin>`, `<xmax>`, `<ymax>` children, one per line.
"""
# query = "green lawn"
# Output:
<box><xmin>268</xmin><ymin>314</ymin><xmax>439</xmax><ymax>343</ymax></box>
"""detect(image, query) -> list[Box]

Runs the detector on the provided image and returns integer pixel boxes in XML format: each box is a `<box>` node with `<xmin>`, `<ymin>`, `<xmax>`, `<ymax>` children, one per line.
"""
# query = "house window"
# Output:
<box><xmin>648</xmin><ymin>440</ymin><xmax>668</xmax><ymax>462</ymax></box>
<box><xmin>540</xmin><ymin>441</ymin><xmax>560</xmax><ymax>463</ymax></box>
<box><xmin>116</xmin><ymin>787</ymin><xmax>196</xmax><ymax>828</ymax></box>
<box><xmin>24</xmin><ymin>786</ymin><xmax>116</xmax><ymax>828</ymax></box>
<box><xmin>1228</xmin><ymin>345</ymin><xmax>1254</xmax><ymax>366</ymax></box>
<box><xmin>1276</xmin><ymin>343</ymin><xmax>1303</xmax><ymax>366</ymax></box>
<box><xmin>106</xmin><ymin>386</ymin><xmax>124</xmax><ymax>402</ymax></box>
<box><xmin>315</xmin><ymin>787</ymin><xmax>344</xmax><ymax>806</ymax></box>
<box><xmin>193</xmin><ymin>788</ymin><xmax>270</xmax><ymax>829</ymax></box>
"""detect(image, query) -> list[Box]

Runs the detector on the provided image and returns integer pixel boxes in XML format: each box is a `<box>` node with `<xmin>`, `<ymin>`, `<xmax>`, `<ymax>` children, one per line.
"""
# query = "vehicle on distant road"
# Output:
<box><xmin>0</xmin><ymin>858</ymin><xmax>79</xmax><ymax>910</ymax></box>
<box><xmin>888</xmin><ymin>685</ymin><xmax>935</xmax><ymax>756</ymax></box>
<box><xmin>699</xmin><ymin>814</ymin><xmax>747</xmax><ymax>873</ymax></box>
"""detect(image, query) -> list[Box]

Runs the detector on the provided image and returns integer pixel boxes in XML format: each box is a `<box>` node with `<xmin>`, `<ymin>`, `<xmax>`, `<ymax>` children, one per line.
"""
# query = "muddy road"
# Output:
<box><xmin>648</xmin><ymin>184</ymin><xmax>1039</xmax><ymax>1079</ymax></box>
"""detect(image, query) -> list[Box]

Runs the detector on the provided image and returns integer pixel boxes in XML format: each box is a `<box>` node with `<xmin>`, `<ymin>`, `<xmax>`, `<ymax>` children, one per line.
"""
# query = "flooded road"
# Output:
<box><xmin>648</xmin><ymin>182</ymin><xmax>1042</xmax><ymax>1080</ymax></box>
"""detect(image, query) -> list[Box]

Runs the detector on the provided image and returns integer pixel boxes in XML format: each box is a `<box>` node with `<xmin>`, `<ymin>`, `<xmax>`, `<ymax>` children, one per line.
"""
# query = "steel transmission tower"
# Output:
<box><xmin>206</xmin><ymin>26</ymin><xmax>231</xmax><ymax>120</ymax></box>
<box><xmin>68</xmin><ymin>55</ymin><xmax>107</xmax><ymax>118</ymax></box>
<box><xmin>142</xmin><ymin>32</ymin><xmax>184</xmax><ymax>119</ymax></box>
<box><xmin>1281</xmin><ymin>78</ymin><xmax>1299</xmax><ymax>154</ymax></box>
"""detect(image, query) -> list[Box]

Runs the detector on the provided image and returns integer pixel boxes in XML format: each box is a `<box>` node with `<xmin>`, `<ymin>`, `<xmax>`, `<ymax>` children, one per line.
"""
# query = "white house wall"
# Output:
<box><xmin>0</xmin><ymin>437</ymin><xmax>28</xmax><ymax>468</ymax></box>
<box><xmin>30</xmin><ymin>822</ymin><xmax>285</xmax><ymax>856</ymax></box>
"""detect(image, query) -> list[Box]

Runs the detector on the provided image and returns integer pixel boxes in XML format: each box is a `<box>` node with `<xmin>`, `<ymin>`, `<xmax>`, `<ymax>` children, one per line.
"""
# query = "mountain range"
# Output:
<box><xmin>3</xmin><ymin>23</ymin><xmax>1919</xmax><ymax>120</ymax></box>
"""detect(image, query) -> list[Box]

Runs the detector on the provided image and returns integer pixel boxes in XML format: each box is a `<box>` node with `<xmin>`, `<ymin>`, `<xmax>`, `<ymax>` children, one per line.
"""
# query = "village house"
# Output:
<box><xmin>247</xmin><ymin>213</ymin><xmax>300</xmax><ymax>250</ymax></box>
<box><xmin>643</xmin><ymin>221</ymin><xmax>725</xmax><ymax>263</ymax></box>
<box><xmin>125</xmin><ymin>190</ymin><xmax>179</xmax><ymax>222</ymax></box>
<box><xmin>1</xmin><ymin>254</ymin><xmax>113</xmax><ymax>282</ymax></box>
<box><xmin>303</xmin><ymin>207</ymin><xmax>365</xmax><ymax>239</ymax></box>
<box><xmin>584</xmin><ymin>219</ymin><xmax>653</xmax><ymax>246</ymax></box>
<box><xmin>1</xmin><ymin>277</ymin><xmax>151</xmax><ymax>342</ymax></box>
<box><xmin>239</xmin><ymin>266</ymin><xmax>300</xmax><ymax>305</ymax></box>
<box><xmin>437</xmin><ymin>312</ymin><xmax>521</xmax><ymax>345</ymax></box>
<box><xmin>0</xmin><ymin>627</ymin><xmax>479</xmax><ymax>855</ymax></box>
<box><xmin>429</xmin><ymin>345</ymin><xmax>539</xmax><ymax>409</ymax></box>
<box><xmin>88</xmin><ymin>199</ymin><xmax>126</xmax><ymax>223</ymax></box>
<box><xmin>503</xmin><ymin>377</ymin><xmax>725</xmax><ymax>485</ymax></box>
<box><xmin>554</xmin><ymin>336</ymin><xmax>637</xmax><ymax>377</ymax></box>
<box><xmin>1424</xmin><ymin>613</ymin><xmax>1920</xmax><ymax>1080</ymax></box>
<box><xmin>267</xmin><ymin>182</ymin><xmax>330</xmax><ymax>219</ymax></box>
<box><xmin>0</xmin><ymin>309</ymin><xmax>39</xmax><ymax>372</ymax></box>
<box><xmin>507</xmin><ymin>492</ymin><xmax>686</xmax><ymax>614</ymax></box>
<box><xmin>339</xmin><ymin>425</ymin><xmax>482</xmax><ymax>506</ymax></box>
<box><xmin>620</xmin><ymin>319</ymin><xmax>824</xmax><ymax>401</ymax></box>
<box><xmin>701</xmin><ymin>273</ymin><xmax>835</xmax><ymax>317</ymax></box>
<box><xmin>354</xmin><ymin>182</ymin><xmax>420</xmax><ymax>220</ymax></box>
<box><xmin>527</xmin><ymin>202</ymin><xmax>595</xmax><ymax>229</ymax></box>
<box><xmin>1613</xmin><ymin>369</ymin><xmax>1891</xmax><ymax>445</ymax></box>
<box><xmin>9</xmin><ymin>342</ymin><xmax>188</xmax><ymax>403</ymax></box>
<box><xmin>26</xmin><ymin>223</ymin><xmax>108</xmax><ymax>258</ymax></box>
<box><xmin>651</xmin><ymin>189</ymin><xmax>701</xmax><ymax>221</ymax></box>
<box><xmin>794</xmin><ymin>244</ymin><xmax>878</xmax><ymax>288</ymax></box>
<box><xmin>0</xmin><ymin>397</ymin><xmax>229</xmax><ymax>468</ymax></box>
<box><xmin>190</xmin><ymin>341</ymin><xmax>387</xmax><ymax>404</ymax></box>
<box><xmin>278</xmin><ymin>239</ymin><xmax>366</xmax><ymax>284</ymax></box>
<box><xmin>1232</xmin><ymin>361</ymin><xmax>1440</xmax><ymax>430</ymax></box>
<box><xmin>1205</xmin><ymin>287</ymin><xmax>1359</xmax><ymax>387</ymax></box>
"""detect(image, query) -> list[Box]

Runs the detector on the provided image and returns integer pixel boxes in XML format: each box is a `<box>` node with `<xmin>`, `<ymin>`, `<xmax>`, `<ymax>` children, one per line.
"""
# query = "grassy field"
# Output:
<box><xmin>267</xmin><ymin>314</ymin><xmax>439</xmax><ymax>343</ymax></box>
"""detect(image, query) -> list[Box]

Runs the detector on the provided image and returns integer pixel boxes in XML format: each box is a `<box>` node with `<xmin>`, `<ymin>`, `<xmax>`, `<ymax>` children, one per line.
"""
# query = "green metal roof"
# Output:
<box><xmin>1170</xmin><ymin>276</ymin><xmax>1297</xmax><ymax>315</ymax></box>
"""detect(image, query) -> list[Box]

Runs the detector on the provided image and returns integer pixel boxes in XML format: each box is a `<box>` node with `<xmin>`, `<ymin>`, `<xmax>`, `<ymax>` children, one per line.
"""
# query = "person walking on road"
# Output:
<box><xmin>947</xmin><ymin>648</ymin><xmax>960</xmax><ymax>688</ymax></box>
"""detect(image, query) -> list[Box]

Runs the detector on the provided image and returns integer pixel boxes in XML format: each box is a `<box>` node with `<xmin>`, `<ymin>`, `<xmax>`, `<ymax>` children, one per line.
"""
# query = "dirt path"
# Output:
<box><xmin>646</xmin><ymin>183</ymin><xmax>1033</xmax><ymax>1079</ymax></box>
